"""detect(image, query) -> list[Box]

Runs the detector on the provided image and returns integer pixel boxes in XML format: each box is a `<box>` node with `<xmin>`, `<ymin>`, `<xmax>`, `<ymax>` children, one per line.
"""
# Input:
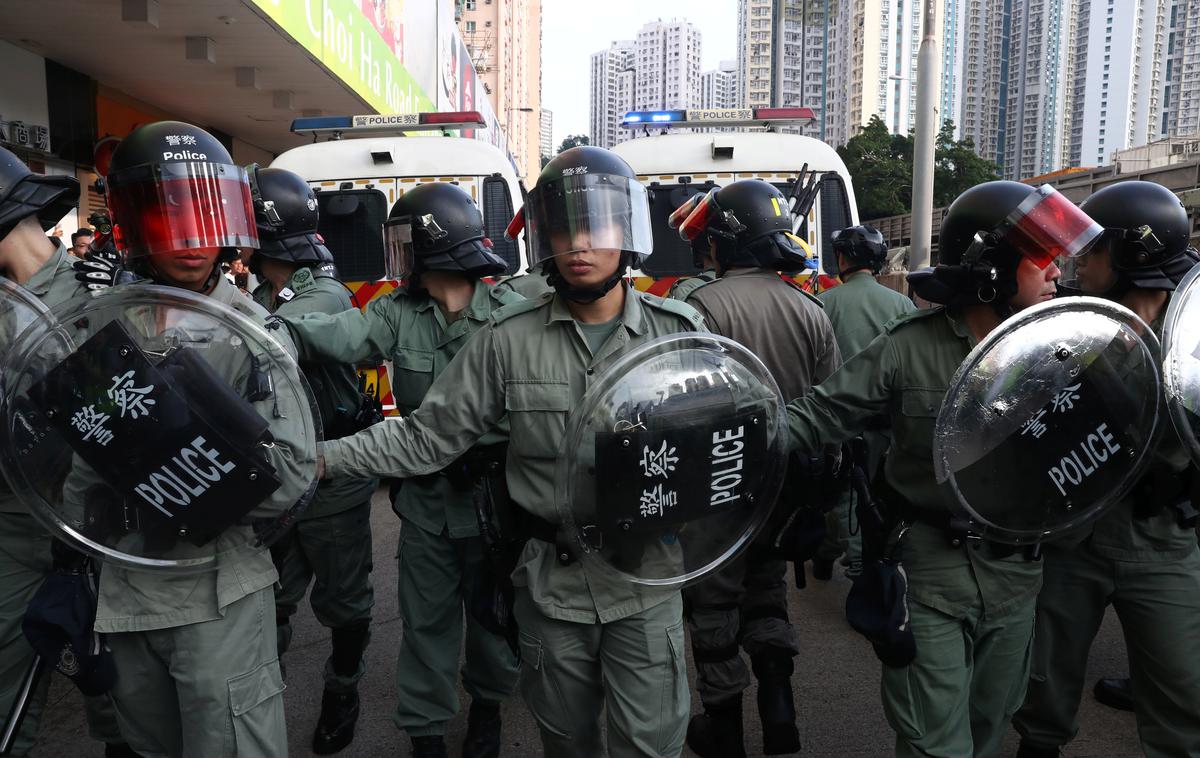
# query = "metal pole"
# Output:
<box><xmin>0</xmin><ymin>656</ymin><xmax>44</xmax><ymax>755</ymax></box>
<box><xmin>910</xmin><ymin>0</ymin><xmax>938</xmax><ymax>270</ymax></box>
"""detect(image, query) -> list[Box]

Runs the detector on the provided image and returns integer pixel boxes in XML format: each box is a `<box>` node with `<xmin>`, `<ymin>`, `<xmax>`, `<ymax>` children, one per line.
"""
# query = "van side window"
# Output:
<box><xmin>481</xmin><ymin>174</ymin><xmax>520</xmax><ymax>275</ymax></box>
<box><xmin>315</xmin><ymin>189</ymin><xmax>389</xmax><ymax>281</ymax></box>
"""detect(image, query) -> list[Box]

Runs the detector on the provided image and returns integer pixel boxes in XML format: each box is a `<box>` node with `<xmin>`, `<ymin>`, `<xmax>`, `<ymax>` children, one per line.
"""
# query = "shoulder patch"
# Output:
<box><xmin>288</xmin><ymin>266</ymin><xmax>317</xmax><ymax>294</ymax></box>
<box><xmin>640</xmin><ymin>290</ymin><xmax>706</xmax><ymax>329</ymax></box>
<box><xmin>883</xmin><ymin>305</ymin><xmax>943</xmax><ymax>334</ymax></box>
<box><xmin>490</xmin><ymin>291</ymin><xmax>551</xmax><ymax>325</ymax></box>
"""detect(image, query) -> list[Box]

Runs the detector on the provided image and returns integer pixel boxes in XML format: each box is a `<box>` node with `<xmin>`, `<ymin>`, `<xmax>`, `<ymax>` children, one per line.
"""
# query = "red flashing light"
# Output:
<box><xmin>754</xmin><ymin>108</ymin><xmax>816</xmax><ymax>121</ymax></box>
<box><xmin>420</xmin><ymin>111</ymin><xmax>485</xmax><ymax>126</ymax></box>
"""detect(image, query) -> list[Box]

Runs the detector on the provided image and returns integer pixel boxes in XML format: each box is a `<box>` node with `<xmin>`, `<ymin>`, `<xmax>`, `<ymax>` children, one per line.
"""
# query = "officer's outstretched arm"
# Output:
<box><xmin>786</xmin><ymin>330</ymin><xmax>896</xmax><ymax>453</ymax></box>
<box><xmin>281</xmin><ymin>294</ymin><xmax>398</xmax><ymax>365</ymax></box>
<box><xmin>322</xmin><ymin>324</ymin><xmax>505</xmax><ymax>479</ymax></box>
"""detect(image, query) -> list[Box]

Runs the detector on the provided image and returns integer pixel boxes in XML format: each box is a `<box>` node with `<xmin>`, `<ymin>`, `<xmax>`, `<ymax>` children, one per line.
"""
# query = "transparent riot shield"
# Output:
<box><xmin>557</xmin><ymin>334</ymin><xmax>787</xmax><ymax>587</ymax></box>
<box><xmin>934</xmin><ymin>297</ymin><xmax>1162</xmax><ymax>545</ymax></box>
<box><xmin>1163</xmin><ymin>263</ymin><xmax>1200</xmax><ymax>466</ymax></box>
<box><xmin>1</xmin><ymin>284</ymin><xmax>320</xmax><ymax>572</ymax></box>
<box><xmin>0</xmin><ymin>278</ymin><xmax>53</xmax><ymax>352</ymax></box>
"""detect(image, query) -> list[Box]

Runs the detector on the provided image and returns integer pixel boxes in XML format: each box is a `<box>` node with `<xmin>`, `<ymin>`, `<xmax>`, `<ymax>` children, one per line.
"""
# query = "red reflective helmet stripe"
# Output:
<box><xmin>1005</xmin><ymin>186</ymin><xmax>1103</xmax><ymax>269</ymax></box>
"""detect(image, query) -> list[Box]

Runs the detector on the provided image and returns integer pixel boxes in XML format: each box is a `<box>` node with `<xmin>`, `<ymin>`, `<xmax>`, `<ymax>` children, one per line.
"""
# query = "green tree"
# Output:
<box><xmin>837</xmin><ymin>116</ymin><xmax>912</xmax><ymax>220</ymax></box>
<box><xmin>837</xmin><ymin>117</ymin><xmax>999</xmax><ymax>220</ymax></box>
<box><xmin>556</xmin><ymin>134</ymin><xmax>590</xmax><ymax>154</ymax></box>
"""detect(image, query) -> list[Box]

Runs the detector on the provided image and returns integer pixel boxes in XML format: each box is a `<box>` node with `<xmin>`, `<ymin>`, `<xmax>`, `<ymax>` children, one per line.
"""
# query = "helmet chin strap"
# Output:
<box><xmin>546</xmin><ymin>253</ymin><xmax>631</xmax><ymax>304</ymax></box>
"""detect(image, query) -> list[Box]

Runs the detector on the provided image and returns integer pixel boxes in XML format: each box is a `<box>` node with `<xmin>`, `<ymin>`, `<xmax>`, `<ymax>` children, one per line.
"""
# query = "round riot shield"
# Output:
<box><xmin>1163</xmin><ymin>263</ymin><xmax>1200</xmax><ymax>467</ymax></box>
<box><xmin>0</xmin><ymin>278</ymin><xmax>53</xmax><ymax>352</ymax></box>
<box><xmin>557</xmin><ymin>333</ymin><xmax>787</xmax><ymax>587</ymax></box>
<box><xmin>934</xmin><ymin>297</ymin><xmax>1162</xmax><ymax>545</ymax></box>
<box><xmin>1</xmin><ymin>284</ymin><xmax>321</xmax><ymax>573</ymax></box>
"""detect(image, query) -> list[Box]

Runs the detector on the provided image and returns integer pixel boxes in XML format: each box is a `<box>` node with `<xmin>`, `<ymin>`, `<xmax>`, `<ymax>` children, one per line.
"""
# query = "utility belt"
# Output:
<box><xmin>897</xmin><ymin>503</ymin><xmax>1042</xmax><ymax>562</ymax></box>
<box><xmin>1131</xmin><ymin>462</ymin><xmax>1199</xmax><ymax>529</ymax></box>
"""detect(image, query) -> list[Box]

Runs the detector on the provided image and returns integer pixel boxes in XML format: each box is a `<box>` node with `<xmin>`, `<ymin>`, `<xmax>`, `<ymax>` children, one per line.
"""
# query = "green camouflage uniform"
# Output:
<box><xmin>814</xmin><ymin>271</ymin><xmax>915</xmax><ymax>570</ymax></box>
<box><xmin>786</xmin><ymin>306</ymin><xmax>1042</xmax><ymax>758</ymax></box>
<box><xmin>283</xmin><ymin>279</ymin><xmax>522</xmax><ymax>737</ymax></box>
<box><xmin>320</xmin><ymin>286</ymin><xmax>705</xmax><ymax>757</ymax></box>
<box><xmin>1014</xmin><ymin>300</ymin><xmax>1200</xmax><ymax>757</ymax></box>
<box><xmin>252</xmin><ymin>267</ymin><xmax>377</xmax><ymax>694</ymax></box>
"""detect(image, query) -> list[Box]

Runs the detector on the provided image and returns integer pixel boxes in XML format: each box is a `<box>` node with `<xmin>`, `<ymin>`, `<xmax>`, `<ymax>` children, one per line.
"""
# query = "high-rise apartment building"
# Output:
<box><xmin>1002</xmin><ymin>0</ymin><xmax>1074</xmax><ymax>179</ymax></box>
<box><xmin>539</xmin><ymin>107</ymin><xmax>553</xmax><ymax>161</ymax></box>
<box><xmin>458</xmin><ymin>0</ymin><xmax>542</xmax><ymax>180</ymax></box>
<box><xmin>700</xmin><ymin>60</ymin><xmax>737</xmax><ymax>109</ymax></box>
<box><xmin>589</xmin><ymin>41</ymin><xmax>636</xmax><ymax>149</ymax></box>
<box><xmin>1163</xmin><ymin>0</ymin><xmax>1200</xmax><ymax>136</ymax></box>
<box><xmin>633</xmin><ymin>19</ymin><xmax>703</xmax><ymax>112</ymax></box>
<box><xmin>736</xmin><ymin>1</ymin><xmax>829</xmax><ymax>138</ymax></box>
<box><xmin>826</xmin><ymin>1</ymin><xmax>944</xmax><ymax>147</ymax></box>
<box><xmin>943</xmin><ymin>0</ymin><xmax>1011</xmax><ymax>166</ymax></box>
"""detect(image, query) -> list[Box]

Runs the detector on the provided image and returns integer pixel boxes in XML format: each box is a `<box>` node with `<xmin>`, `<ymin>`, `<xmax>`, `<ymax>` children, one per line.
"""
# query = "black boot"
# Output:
<box><xmin>312</xmin><ymin>622</ymin><xmax>371</xmax><ymax>754</ymax></box>
<box><xmin>686</xmin><ymin>696</ymin><xmax>746</xmax><ymax>758</ymax></box>
<box><xmin>462</xmin><ymin>700</ymin><xmax>503</xmax><ymax>758</ymax></box>
<box><xmin>104</xmin><ymin>744</ymin><xmax>142</xmax><ymax>758</ymax></box>
<box><xmin>752</xmin><ymin>653</ymin><xmax>801</xmax><ymax>755</ymax></box>
<box><xmin>412</xmin><ymin>735</ymin><xmax>449</xmax><ymax>758</ymax></box>
<box><xmin>1093</xmin><ymin>676</ymin><xmax>1135</xmax><ymax>712</ymax></box>
<box><xmin>1015</xmin><ymin>739</ymin><xmax>1061</xmax><ymax>758</ymax></box>
<box><xmin>811</xmin><ymin>557</ymin><xmax>835</xmax><ymax>581</ymax></box>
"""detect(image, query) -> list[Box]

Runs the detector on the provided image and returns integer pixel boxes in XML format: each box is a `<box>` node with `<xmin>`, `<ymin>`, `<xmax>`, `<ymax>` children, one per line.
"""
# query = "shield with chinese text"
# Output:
<box><xmin>933</xmin><ymin>297</ymin><xmax>1162</xmax><ymax>545</ymax></box>
<box><xmin>1162</xmin><ymin>263</ymin><xmax>1200</xmax><ymax>467</ymax></box>
<box><xmin>557</xmin><ymin>333</ymin><xmax>787</xmax><ymax>587</ymax></box>
<box><xmin>0</xmin><ymin>284</ymin><xmax>320</xmax><ymax>572</ymax></box>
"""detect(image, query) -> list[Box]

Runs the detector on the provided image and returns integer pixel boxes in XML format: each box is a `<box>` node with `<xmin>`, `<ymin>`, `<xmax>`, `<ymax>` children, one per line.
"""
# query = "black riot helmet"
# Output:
<box><xmin>506</xmin><ymin>146</ymin><xmax>653</xmax><ymax>301</ymax></box>
<box><xmin>1077</xmin><ymin>181</ymin><xmax>1199</xmax><ymax>292</ymax></box>
<box><xmin>831</xmin><ymin>225</ymin><xmax>888</xmax><ymax>276</ymax></box>
<box><xmin>106</xmin><ymin>121</ymin><xmax>257</xmax><ymax>264</ymax></box>
<box><xmin>908</xmin><ymin>181</ymin><xmax>1102</xmax><ymax>307</ymax></box>
<box><xmin>0</xmin><ymin>145</ymin><xmax>80</xmax><ymax>241</ymax></box>
<box><xmin>670</xmin><ymin>179</ymin><xmax>814</xmax><ymax>273</ymax></box>
<box><xmin>383</xmin><ymin>182</ymin><xmax>506</xmax><ymax>281</ymax></box>
<box><xmin>246</xmin><ymin>165</ymin><xmax>332</xmax><ymax>274</ymax></box>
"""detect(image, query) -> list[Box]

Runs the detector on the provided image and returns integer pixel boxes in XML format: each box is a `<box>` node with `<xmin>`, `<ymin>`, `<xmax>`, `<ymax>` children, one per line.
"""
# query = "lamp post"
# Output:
<box><xmin>501</xmin><ymin>106</ymin><xmax>535</xmax><ymax>180</ymax></box>
<box><xmin>910</xmin><ymin>0</ymin><xmax>938</xmax><ymax>271</ymax></box>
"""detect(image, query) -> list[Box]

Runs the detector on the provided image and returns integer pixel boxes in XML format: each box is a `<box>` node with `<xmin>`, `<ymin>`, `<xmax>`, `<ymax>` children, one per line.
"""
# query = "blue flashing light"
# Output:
<box><xmin>290</xmin><ymin>116</ymin><xmax>354</xmax><ymax>132</ymax></box>
<box><xmin>621</xmin><ymin>110</ymin><xmax>687</xmax><ymax>126</ymax></box>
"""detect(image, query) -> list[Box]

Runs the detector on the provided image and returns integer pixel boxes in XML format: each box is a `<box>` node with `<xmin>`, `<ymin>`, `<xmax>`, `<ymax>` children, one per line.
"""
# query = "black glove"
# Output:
<box><xmin>73</xmin><ymin>250</ymin><xmax>138</xmax><ymax>291</ymax></box>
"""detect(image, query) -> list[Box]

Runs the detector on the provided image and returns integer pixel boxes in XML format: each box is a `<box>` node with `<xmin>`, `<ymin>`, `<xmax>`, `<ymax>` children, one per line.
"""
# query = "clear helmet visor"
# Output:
<box><xmin>525</xmin><ymin>173</ymin><xmax>653</xmax><ymax>265</ymax></box>
<box><xmin>383</xmin><ymin>218</ymin><xmax>416</xmax><ymax>281</ymax></box>
<box><xmin>107</xmin><ymin>162</ymin><xmax>259</xmax><ymax>257</ymax></box>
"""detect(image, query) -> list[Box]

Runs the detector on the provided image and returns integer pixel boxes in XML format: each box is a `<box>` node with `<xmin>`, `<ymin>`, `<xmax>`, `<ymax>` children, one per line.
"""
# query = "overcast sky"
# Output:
<box><xmin>542</xmin><ymin>1</ymin><xmax>738</xmax><ymax>147</ymax></box>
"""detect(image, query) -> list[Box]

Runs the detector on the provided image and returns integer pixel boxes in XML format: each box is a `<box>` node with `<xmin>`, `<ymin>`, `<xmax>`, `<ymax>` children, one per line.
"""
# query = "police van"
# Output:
<box><xmin>270</xmin><ymin>111</ymin><xmax>527</xmax><ymax>411</ymax></box>
<box><xmin>611</xmin><ymin>107</ymin><xmax>860</xmax><ymax>295</ymax></box>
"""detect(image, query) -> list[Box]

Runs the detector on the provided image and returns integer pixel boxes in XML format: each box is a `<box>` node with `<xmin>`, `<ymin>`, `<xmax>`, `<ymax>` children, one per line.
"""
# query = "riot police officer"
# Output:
<box><xmin>89</xmin><ymin>120</ymin><xmax>312</xmax><ymax>757</ymax></box>
<box><xmin>281</xmin><ymin>181</ymin><xmax>522</xmax><ymax>758</ymax></box>
<box><xmin>785</xmin><ymin>181</ymin><xmax>1082</xmax><ymax>757</ymax></box>
<box><xmin>812</xmin><ymin>225</ymin><xmax>915</xmax><ymax>580</ymax></box>
<box><xmin>311</xmin><ymin>146</ymin><xmax>705</xmax><ymax>758</ymax></box>
<box><xmin>246</xmin><ymin>166</ymin><xmax>378</xmax><ymax>755</ymax></box>
<box><xmin>1014</xmin><ymin>180</ymin><xmax>1200</xmax><ymax>758</ymax></box>
<box><xmin>0</xmin><ymin>146</ymin><xmax>133</xmax><ymax>757</ymax></box>
<box><xmin>670</xmin><ymin>179</ymin><xmax>840</xmax><ymax>757</ymax></box>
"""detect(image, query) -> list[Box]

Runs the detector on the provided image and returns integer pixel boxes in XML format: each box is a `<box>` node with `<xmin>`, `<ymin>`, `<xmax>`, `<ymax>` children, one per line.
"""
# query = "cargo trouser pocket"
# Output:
<box><xmin>657</xmin><ymin>619</ymin><xmax>689</xmax><ymax>755</ymax></box>
<box><xmin>518</xmin><ymin>630</ymin><xmax>571</xmax><ymax>740</ymax></box>
<box><xmin>881</xmin><ymin>662</ymin><xmax>927</xmax><ymax>743</ymax></box>
<box><xmin>227</xmin><ymin>659</ymin><xmax>286</xmax><ymax>756</ymax></box>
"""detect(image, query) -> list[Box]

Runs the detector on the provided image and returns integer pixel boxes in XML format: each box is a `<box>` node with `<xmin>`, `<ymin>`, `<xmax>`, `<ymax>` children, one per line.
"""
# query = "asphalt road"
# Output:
<box><xmin>32</xmin><ymin>488</ymin><xmax>1143</xmax><ymax>757</ymax></box>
